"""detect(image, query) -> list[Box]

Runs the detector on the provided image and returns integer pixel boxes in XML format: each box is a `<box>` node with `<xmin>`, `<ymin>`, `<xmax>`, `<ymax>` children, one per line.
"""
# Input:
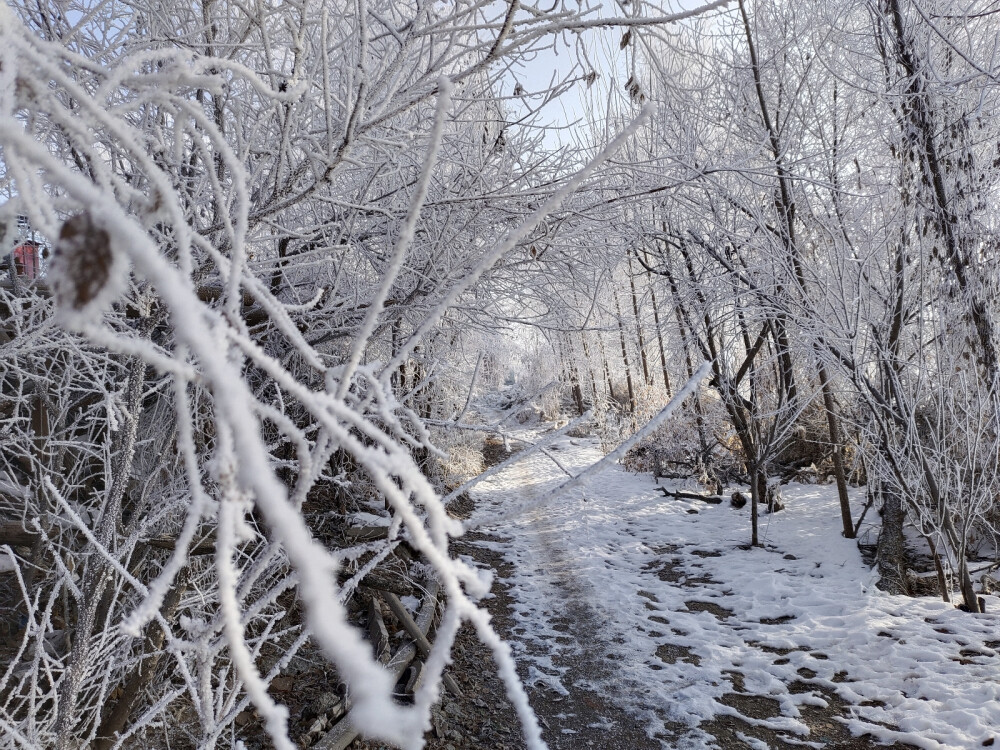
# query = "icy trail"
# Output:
<box><xmin>466</xmin><ymin>432</ymin><xmax>1000</xmax><ymax>750</ymax></box>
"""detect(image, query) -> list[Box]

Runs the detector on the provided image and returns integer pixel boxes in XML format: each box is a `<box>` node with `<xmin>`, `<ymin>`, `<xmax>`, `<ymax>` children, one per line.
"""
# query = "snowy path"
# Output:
<box><xmin>466</xmin><ymin>432</ymin><xmax>1000</xmax><ymax>750</ymax></box>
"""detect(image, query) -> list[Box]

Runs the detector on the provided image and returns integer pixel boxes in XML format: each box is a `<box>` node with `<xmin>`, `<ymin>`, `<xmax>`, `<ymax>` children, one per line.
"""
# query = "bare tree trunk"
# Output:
<box><xmin>750</xmin><ymin>467</ymin><xmax>762</xmax><ymax>547</ymax></box>
<box><xmin>817</xmin><ymin>365</ymin><xmax>855</xmax><ymax>538</ymax></box>
<box><xmin>880</xmin><ymin>0</ymin><xmax>1000</xmax><ymax>393</ymax></box>
<box><xmin>941</xmin><ymin>511</ymin><xmax>981</xmax><ymax>612</ymax></box>
<box><xmin>563</xmin><ymin>335</ymin><xmax>587</xmax><ymax>416</ymax></box>
<box><xmin>738</xmin><ymin>0</ymin><xmax>857</xmax><ymax>541</ymax></box>
<box><xmin>626</xmin><ymin>249</ymin><xmax>652</xmax><ymax>386</ymax></box>
<box><xmin>876</xmin><ymin>487</ymin><xmax>910</xmax><ymax>596</ymax></box>
<box><xmin>666</xmin><ymin>260</ymin><xmax>711</xmax><ymax>462</ymax></box>
<box><xmin>580</xmin><ymin>334</ymin><xmax>601</xmax><ymax>408</ymax></box>
<box><xmin>613</xmin><ymin>288</ymin><xmax>637</xmax><ymax>416</ymax></box>
<box><xmin>58</xmin><ymin>357</ymin><xmax>145</xmax><ymax>749</ymax></box>
<box><xmin>648</xmin><ymin>275</ymin><xmax>672</xmax><ymax>397</ymax></box>
<box><xmin>957</xmin><ymin>557</ymin><xmax>979</xmax><ymax>613</ymax></box>
<box><xmin>597</xmin><ymin>334</ymin><xmax>617</xmax><ymax>403</ymax></box>
<box><xmin>923</xmin><ymin>534</ymin><xmax>950</xmax><ymax>604</ymax></box>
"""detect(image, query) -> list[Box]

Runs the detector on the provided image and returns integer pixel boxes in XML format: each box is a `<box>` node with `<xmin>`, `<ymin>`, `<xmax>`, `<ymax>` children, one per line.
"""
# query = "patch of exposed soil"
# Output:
<box><xmin>703</xmin><ymin>674</ymin><xmax>921</xmax><ymax>750</ymax></box>
<box><xmin>684</xmin><ymin>600</ymin><xmax>734</xmax><ymax>619</ymax></box>
<box><xmin>482</xmin><ymin>438</ymin><xmax>515</xmax><ymax>470</ymax></box>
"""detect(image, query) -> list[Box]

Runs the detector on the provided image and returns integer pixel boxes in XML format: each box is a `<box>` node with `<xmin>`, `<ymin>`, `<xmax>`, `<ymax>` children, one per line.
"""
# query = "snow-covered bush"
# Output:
<box><xmin>436</xmin><ymin>433</ymin><xmax>487</xmax><ymax>492</ymax></box>
<box><xmin>621</xmin><ymin>389</ymin><xmax>742</xmax><ymax>486</ymax></box>
<box><xmin>0</xmin><ymin>0</ymin><xmax>683</xmax><ymax>745</ymax></box>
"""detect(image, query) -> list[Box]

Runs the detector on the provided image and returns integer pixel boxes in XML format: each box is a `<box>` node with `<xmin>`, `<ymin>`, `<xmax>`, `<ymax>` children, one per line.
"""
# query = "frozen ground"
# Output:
<box><xmin>464</xmin><ymin>432</ymin><xmax>1000</xmax><ymax>749</ymax></box>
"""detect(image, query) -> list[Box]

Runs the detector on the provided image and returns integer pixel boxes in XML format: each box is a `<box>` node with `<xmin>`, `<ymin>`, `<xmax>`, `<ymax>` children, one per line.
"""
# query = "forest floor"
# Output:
<box><xmin>443</xmin><ymin>426</ymin><xmax>1000</xmax><ymax>750</ymax></box>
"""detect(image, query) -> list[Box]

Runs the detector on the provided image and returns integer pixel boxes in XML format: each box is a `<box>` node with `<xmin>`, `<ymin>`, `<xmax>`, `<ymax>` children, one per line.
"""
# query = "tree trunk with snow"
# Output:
<box><xmin>876</xmin><ymin>488</ymin><xmax>910</xmax><ymax>596</ymax></box>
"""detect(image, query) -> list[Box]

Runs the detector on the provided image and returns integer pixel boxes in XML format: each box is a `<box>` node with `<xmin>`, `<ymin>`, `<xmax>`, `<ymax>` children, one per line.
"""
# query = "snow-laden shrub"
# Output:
<box><xmin>0</xmin><ymin>2</ymin><xmax>662</xmax><ymax>745</ymax></box>
<box><xmin>442</xmin><ymin>441</ymin><xmax>487</xmax><ymax>491</ymax></box>
<box><xmin>427</xmin><ymin>430</ymin><xmax>486</xmax><ymax>493</ymax></box>
<box><xmin>773</xmin><ymin>401</ymin><xmax>846</xmax><ymax>483</ymax></box>
<box><xmin>621</xmin><ymin>389</ymin><xmax>740</xmax><ymax>486</ymax></box>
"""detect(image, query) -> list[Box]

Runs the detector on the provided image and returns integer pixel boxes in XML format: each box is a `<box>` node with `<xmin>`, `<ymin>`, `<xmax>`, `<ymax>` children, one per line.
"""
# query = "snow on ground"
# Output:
<box><xmin>465</xmin><ymin>433</ymin><xmax>1000</xmax><ymax>749</ymax></box>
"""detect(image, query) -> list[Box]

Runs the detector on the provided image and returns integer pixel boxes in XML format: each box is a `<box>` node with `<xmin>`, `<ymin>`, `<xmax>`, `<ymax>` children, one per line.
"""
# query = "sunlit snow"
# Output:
<box><xmin>471</xmin><ymin>433</ymin><xmax>1000</xmax><ymax>749</ymax></box>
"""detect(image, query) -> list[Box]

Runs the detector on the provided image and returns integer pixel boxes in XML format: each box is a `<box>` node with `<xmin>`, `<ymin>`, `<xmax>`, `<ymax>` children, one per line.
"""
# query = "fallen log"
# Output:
<box><xmin>367</xmin><ymin>597</ymin><xmax>390</xmax><ymax>665</ymax></box>
<box><xmin>312</xmin><ymin>581</ymin><xmax>440</xmax><ymax>750</ymax></box>
<box><xmin>656</xmin><ymin>487</ymin><xmax>724</xmax><ymax>504</ymax></box>
<box><xmin>0</xmin><ymin>523</ymin><xmax>38</xmax><ymax>548</ymax></box>
<box><xmin>344</xmin><ymin>525</ymin><xmax>389</xmax><ymax>542</ymax></box>
<box><xmin>381</xmin><ymin>591</ymin><xmax>462</xmax><ymax>698</ymax></box>
<box><xmin>404</xmin><ymin>660</ymin><xmax>425</xmax><ymax>695</ymax></box>
<box><xmin>346</xmin><ymin>566</ymin><xmax>414</xmax><ymax>598</ymax></box>
<box><xmin>654</xmin><ymin>471</ymin><xmax>693</xmax><ymax>481</ymax></box>
<box><xmin>143</xmin><ymin>536</ymin><xmax>216</xmax><ymax>555</ymax></box>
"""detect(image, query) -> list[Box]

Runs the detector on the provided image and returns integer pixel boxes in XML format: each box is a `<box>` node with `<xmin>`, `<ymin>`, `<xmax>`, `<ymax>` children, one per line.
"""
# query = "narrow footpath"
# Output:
<box><xmin>458</xmin><ymin>430</ymin><xmax>1000</xmax><ymax>750</ymax></box>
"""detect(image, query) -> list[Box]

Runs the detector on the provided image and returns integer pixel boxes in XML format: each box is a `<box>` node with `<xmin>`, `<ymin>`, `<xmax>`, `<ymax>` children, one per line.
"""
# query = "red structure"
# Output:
<box><xmin>12</xmin><ymin>241</ymin><xmax>40</xmax><ymax>279</ymax></box>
